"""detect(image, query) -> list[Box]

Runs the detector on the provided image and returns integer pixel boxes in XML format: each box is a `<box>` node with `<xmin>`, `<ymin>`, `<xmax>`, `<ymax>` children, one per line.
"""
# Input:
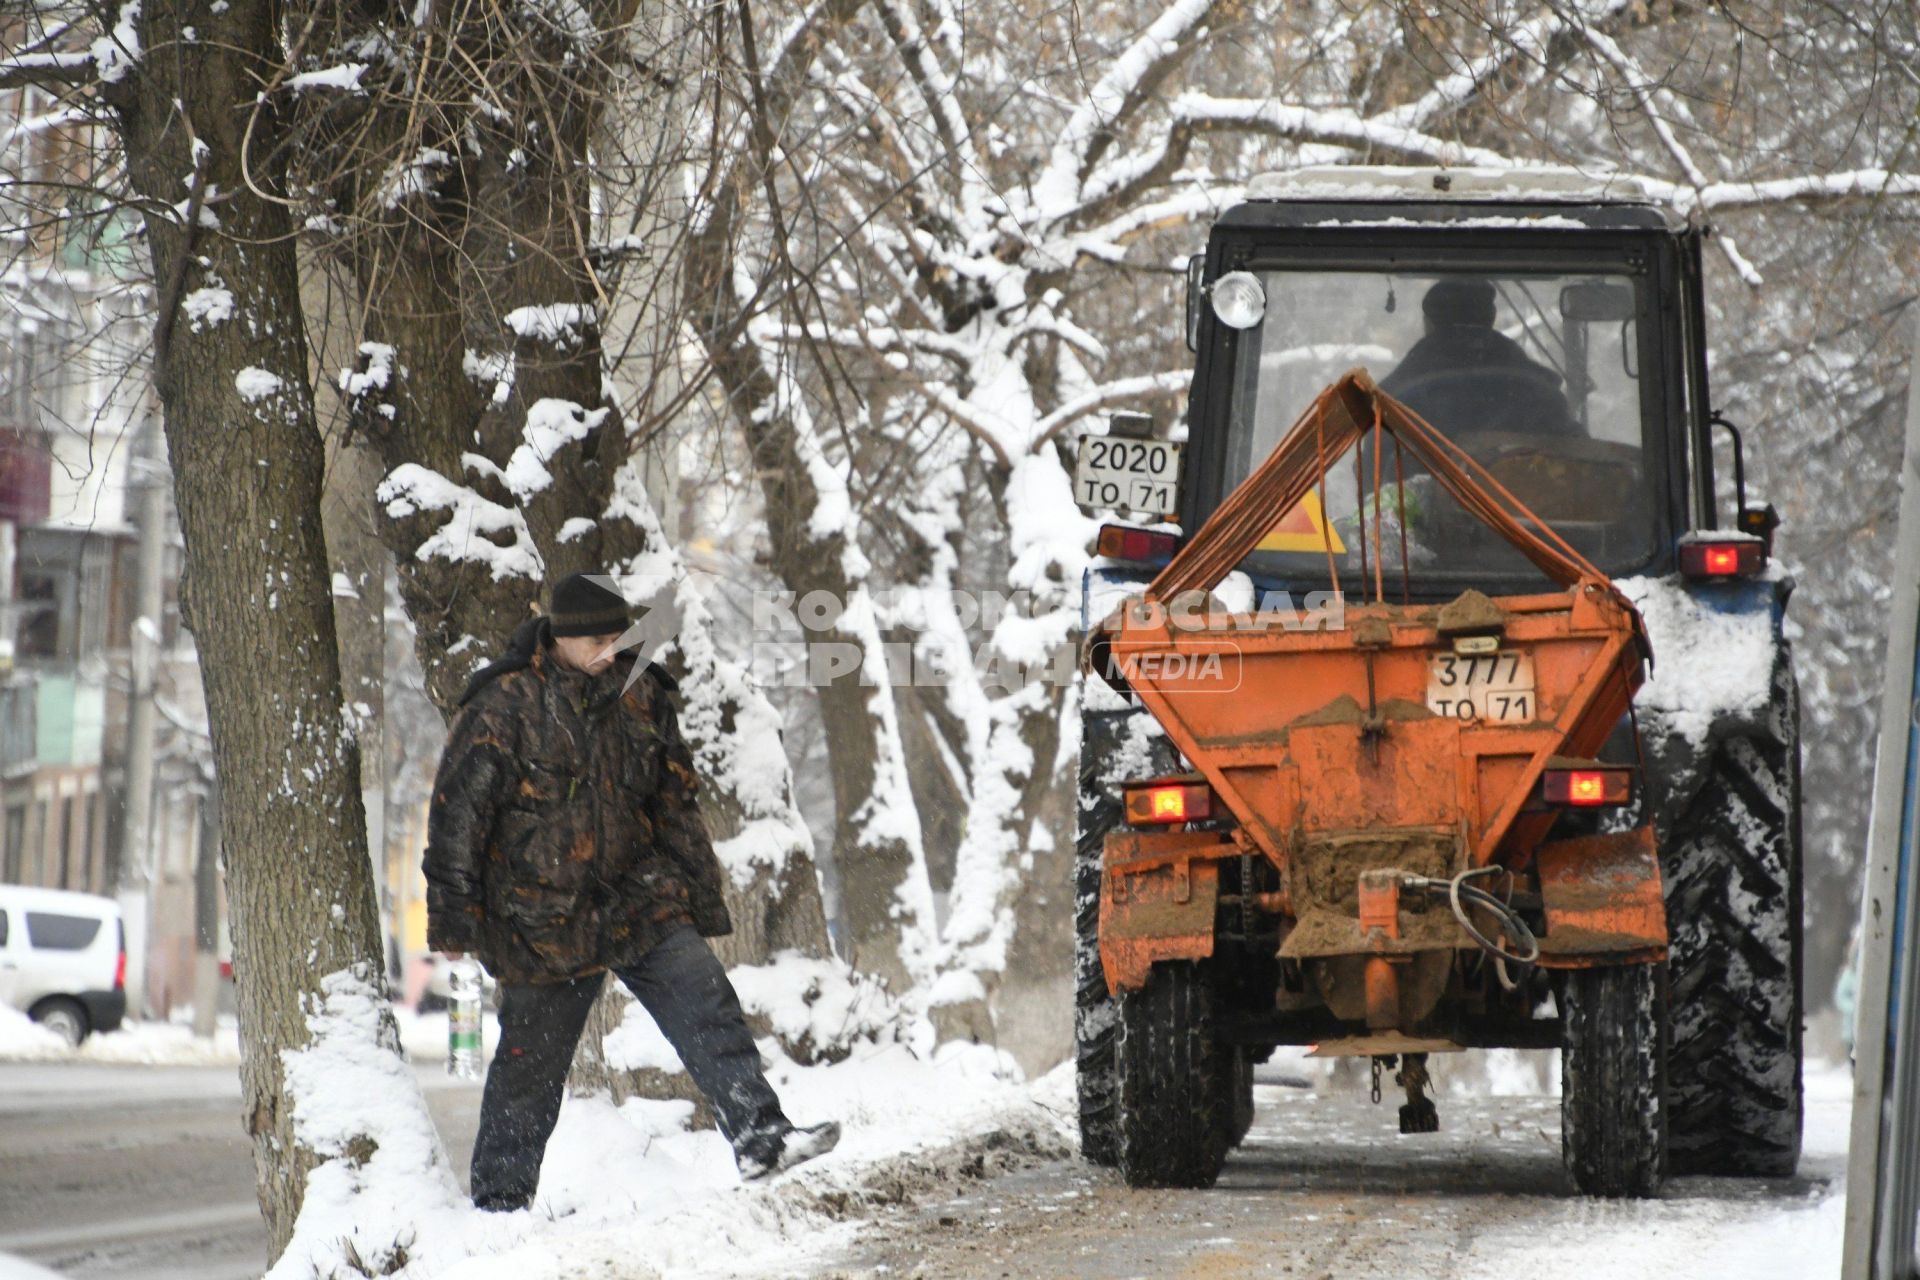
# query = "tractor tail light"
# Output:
<box><xmin>1678</xmin><ymin>536</ymin><xmax>1765</xmax><ymax>580</ymax></box>
<box><xmin>1097</xmin><ymin>525</ymin><xmax>1183</xmax><ymax>564</ymax></box>
<box><xmin>1541</xmin><ymin>767</ymin><xmax>1634</xmax><ymax>808</ymax></box>
<box><xmin>1122</xmin><ymin>779</ymin><xmax>1215</xmax><ymax>826</ymax></box>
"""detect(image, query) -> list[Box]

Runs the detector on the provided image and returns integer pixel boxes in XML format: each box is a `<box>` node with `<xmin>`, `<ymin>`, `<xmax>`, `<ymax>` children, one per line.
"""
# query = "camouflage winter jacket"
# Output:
<box><xmin>421</xmin><ymin>623</ymin><xmax>732</xmax><ymax>984</ymax></box>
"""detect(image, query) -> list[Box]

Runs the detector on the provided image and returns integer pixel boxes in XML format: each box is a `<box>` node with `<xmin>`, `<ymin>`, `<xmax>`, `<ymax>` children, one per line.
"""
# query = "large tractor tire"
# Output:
<box><xmin>1561</xmin><ymin>962</ymin><xmax>1668</xmax><ymax>1198</ymax></box>
<box><xmin>1660</xmin><ymin>659</ymin><xmax>1804</xmax><ymax>1177</ymax></box>
<box><xmin>1075</xmin><ymin>707</ymin><xmax>1177</xmax><ymax>1166</ymax></box>
<box><xmin>1117</xmin><ymin>961</ymin><xmax>1232</xmax><ymax>1188</ymax></box>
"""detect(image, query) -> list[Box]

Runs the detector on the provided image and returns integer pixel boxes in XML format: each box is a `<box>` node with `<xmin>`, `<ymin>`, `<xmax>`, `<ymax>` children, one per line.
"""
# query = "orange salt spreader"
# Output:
<box><xmin>1082</xmin><ymin>370</ymin><xmax>1670</xmax><ymax>1191</ymax></box>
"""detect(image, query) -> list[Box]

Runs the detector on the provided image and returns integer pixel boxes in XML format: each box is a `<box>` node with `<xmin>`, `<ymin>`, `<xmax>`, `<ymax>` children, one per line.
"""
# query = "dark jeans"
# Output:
<box><xmin>469</xmin><ymin>923</ymin><xmax>790</xmax><ymax>1210</ymax></box>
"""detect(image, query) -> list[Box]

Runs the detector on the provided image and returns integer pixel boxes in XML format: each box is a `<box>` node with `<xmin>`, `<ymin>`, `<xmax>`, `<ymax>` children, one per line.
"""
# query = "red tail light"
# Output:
<box><xmin>1097</xmin><ymin>525</ymin><xmax>1182</xmax><ymax>563</ymax></box>
<box><xmin>1678</xmin><ymin>535</ymin><xmax>1765</xmax><ymax>580</ymax></box>
<box><xmin>114</xmin><ymin>947</ymin><xmax>127</xmax><ymax>991</ymax></box>
<box><xmin>1122</xmin><ymin>778</ymin><xmax>1215</xmax><ymax>825</ymax></box>
<box><xmin>1542</xmin><ymin>767</ymin><xmax>1633</xmax><ymax>808</ymax></box>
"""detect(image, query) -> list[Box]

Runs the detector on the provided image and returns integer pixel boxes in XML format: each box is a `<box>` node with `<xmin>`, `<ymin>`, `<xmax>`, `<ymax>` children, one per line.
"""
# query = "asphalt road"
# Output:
<box><xmin>807</xmin><ymin>1061</ymin><xmax>1853</xmax><ymax>1280</ymax></box>
<box><xmin>0</xmin><ymin>1062</ymin><xmax>483</xmax><ymax>1280</ymax></box>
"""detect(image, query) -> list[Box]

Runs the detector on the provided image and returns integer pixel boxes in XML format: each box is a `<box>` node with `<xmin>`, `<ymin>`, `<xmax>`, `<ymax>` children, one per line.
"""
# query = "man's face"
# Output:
<box><xmin>551</xmin><ymin>630</ymin><xmax>626</xmax><ymax>675</ymax></box>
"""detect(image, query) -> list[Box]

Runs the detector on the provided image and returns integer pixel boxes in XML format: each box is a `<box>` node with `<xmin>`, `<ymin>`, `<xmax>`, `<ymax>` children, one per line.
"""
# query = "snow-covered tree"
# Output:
<box><xmin>686</xmin><ymin>0</ymin><xmax>1919</xmax><ymax>1051</ymax></box>
<box><xmin>3</xmin><ymin>0</ymin><xmax>408</xmax><ymax>1259</ymax></box>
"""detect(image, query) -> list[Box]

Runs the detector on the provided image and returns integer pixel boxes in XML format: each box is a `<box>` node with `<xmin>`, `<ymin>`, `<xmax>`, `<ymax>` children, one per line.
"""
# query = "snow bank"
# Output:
<box><xmin>0</xmin><ymin>1004</ymin><xmax>63</xmax><ymax>1058</ymax></box>
<box><xmin>729</xmin><ymin>952</ymin><xmax>899</xmax><ymax>1063</ymax></box>
<box><xmin>1617</xmin><ymin>572</ymin><xmax>1779</xmax><ymax>746</ymax></box>
<box><xmin>78</xmin><ymin>1019</ymin><xmax>241</xmax><ymax>1065</ymax></box>
<box><xmin>269</xmin><ymin>966</ymin><xmax>467</xmax><ymax>1280</ymax></box>
<box><xmin>263</xmin><ymin>1007</ymin><xmax>1059</xmax><ymax>1280</ymax></box>
<box><xmin>0</xmin><ymin>1005</ymin><xmax>242</xmax><ymax>1065</ymax></box>
<box><xmin>429</xmin><ymin>1042</ymin><xmax>1064</xmax><ymax>1280</ymax></box>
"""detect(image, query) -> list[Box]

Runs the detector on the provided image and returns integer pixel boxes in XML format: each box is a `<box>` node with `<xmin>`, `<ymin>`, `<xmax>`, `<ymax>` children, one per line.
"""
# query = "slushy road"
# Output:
<box><xmin>0</xmin><ymin>1062</ymin><xmax>482</xmax><ymax>1279</ymax></box>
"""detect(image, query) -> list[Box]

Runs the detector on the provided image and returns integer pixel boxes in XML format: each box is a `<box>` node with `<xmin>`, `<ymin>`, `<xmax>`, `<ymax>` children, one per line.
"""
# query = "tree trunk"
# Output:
<box><xmin>681</xmin><ymin>0</ymin><xmax>934</xmax><ymax>993</ymax></box>
<box><xmin>101</xmin><ymin>0</ymin><xmax>399</xmax><ymax>1256</ymax></box>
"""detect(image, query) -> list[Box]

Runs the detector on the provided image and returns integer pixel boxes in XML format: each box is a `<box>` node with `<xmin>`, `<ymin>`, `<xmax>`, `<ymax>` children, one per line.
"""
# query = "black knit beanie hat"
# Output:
<box><xmin>1422</xmin><ymin>278</ymin><xmax>1497</xmax><ymax>328</ymax></box>
<box><xmin>548</xmin><ymin>572</ymin><xmax>632</xmax><ymax>637</ymax></box>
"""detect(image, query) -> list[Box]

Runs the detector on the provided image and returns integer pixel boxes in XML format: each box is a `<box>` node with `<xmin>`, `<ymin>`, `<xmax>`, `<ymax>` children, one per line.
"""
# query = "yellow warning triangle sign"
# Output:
<box><xmin>1255</xmin><ymin>489</ymin><xmax>1346</xmax><ymax>553</ymax></box>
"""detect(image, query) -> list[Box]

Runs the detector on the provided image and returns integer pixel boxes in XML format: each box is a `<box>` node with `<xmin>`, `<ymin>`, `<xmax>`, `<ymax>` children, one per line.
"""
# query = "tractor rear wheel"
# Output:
<box><xmin>1075</xmin><ymin>708</ymin><xmax>1177</xmax><ymax>1166</ymax></box>
<box><xmin>1561</xmin><ymin>962</ymin><xmax>1668</xmax><ymax>1198</ymax></box>
<box><xmin>1118</xmin><ymin>961</ymin><xmax>1231</xmax><ymax>1188</ymax></box>
<box><xmin>1660</xmin><ymin>660</ymin><xmax>1804</xmax><ymax>1177</ymax></box>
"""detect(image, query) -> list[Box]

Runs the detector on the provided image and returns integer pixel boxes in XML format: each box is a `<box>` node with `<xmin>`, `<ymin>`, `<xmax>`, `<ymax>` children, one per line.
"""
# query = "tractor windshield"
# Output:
<box><xmin>1223</xmin><ymin>266</ymin><xmax>1658</xmax><ymax>587</ymax></box>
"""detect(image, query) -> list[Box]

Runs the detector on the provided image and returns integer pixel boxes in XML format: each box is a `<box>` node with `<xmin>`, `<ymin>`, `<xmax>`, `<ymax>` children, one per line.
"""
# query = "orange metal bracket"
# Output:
<box><xmin>1099</xmin><ymin>829</ymin><xmax>1229</xmax><ymax>993</ymax></box>
<box><xmin>1534</xmin><ymin>826</ymin><xmax>1668</xmax><ymax>967</ymax></box>
<box><xmin>1357</xmin><ymin>870</ymin><xmax>1406</xmax><ymax>1029</ymax></box>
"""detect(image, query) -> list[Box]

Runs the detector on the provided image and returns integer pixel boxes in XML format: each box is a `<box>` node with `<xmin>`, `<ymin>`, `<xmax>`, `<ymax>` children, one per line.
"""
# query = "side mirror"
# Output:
<box><xmin>1185</xmin><ymin>255</ymin><xmax>1204</xmax><ymax>352</ymax></box>
<box><xmin>1560</xmin><ymin>281</ymin><xmax>1635</xmax><ymax>323</ymax></box>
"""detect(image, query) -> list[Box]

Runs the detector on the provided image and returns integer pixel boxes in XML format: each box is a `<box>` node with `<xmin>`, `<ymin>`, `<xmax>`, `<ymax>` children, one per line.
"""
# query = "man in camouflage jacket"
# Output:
<box><xmin>425</xmin><ymin>572</ymin><xmax>838</xmax><ymax>1209</ymax></box>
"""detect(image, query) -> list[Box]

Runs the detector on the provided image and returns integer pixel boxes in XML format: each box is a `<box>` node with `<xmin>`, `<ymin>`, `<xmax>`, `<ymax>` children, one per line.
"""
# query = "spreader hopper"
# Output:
<box><xmin>1085</xmin><ymin>372</ymin><xmax>1663</xmax><ymax>1029</ymax></box>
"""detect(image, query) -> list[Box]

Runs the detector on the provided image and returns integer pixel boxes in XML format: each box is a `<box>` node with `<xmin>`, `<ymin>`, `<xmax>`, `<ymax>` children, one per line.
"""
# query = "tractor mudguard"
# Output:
<box><xmin>1626</xmin><ymin>571</ymin><xmax>1794</xmax><ymax>837</ymax></box>
<box><xmin>1534</xmin><ymin>825</ymin><xmax>1668</xmax><ymax>965</ymax></box>
<box><xmin>1099</xmin><ymin>829</ymin><xmax>1228</xmax><ymax>993</ymax></box>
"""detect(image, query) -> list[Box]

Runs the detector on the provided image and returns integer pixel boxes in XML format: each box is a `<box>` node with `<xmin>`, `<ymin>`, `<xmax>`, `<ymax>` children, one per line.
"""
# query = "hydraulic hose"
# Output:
<box><xmin>1399</xmin><ymin>866</ymin><xmax>1540</xmax><ymax>988</ymax></box>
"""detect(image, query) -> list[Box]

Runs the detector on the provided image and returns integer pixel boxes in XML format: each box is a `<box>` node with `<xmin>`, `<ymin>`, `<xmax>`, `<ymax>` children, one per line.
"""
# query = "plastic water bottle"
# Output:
<box><xmin>447</xmin><ymin>958</ymin><xmax>484</xmax><ymax>1080</ymax></box>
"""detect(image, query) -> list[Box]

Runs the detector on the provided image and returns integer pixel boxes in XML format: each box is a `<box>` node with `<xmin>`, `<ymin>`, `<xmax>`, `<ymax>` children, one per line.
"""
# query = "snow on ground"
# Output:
<box><xmin>0</xmin><ymin>1001</ymin><xmax>506</xmax><ymax>1069</ymax></box>
<box><xmin>266</xmin><ymin>1034</ymin><xmax>1064</xmax><ymax>1280</ymax></box>
<box><xmin>0</xmin><ymin>1003</ymin><xmax>241</xmax><ymax>1065</ymax></box>
<box><xmin>1455</xmin><ymin>1061</ymin><xmax>1854</xmax><ymax>1280</ymax></box>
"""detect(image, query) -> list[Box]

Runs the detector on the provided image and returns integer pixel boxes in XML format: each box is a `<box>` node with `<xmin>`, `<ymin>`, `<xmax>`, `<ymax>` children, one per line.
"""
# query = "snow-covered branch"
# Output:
<box><xmin>1033</xmin><ymin>371</ymin><xmax>1191</xmax><ymax>446</ymax></box>
<box><xmin>0</xmin><ymin>49</ymin><xmax>101</xmax><ymax>92</ymax></box>
<box><xmin>1378</xmin><ymin>0</ymin><xmax>1641</xmax><ymax>132</ymax></box>
<box><xmin>1032</xmin><ymin>0</ymin><xmax>1219</xmax><ymax>218</ymax></box>
<box><xmin>869</xmin><ymin>0</ymin><xmax>981</xmax><ymax>184</ymax></box>
<box><xmin>1682</xmin><ymin>170</ymin><xmax>1920</xmax><ymax>211</ymax></box>
<box><xmin>1581</xmin><ymin>28</ymin><xmax>1764</xmax><ymax>287</ymax></box>
<box><xmin>1169</xmin><ymin>93</ymin><xmax>1512</xmax><ymax>168</ymax></box>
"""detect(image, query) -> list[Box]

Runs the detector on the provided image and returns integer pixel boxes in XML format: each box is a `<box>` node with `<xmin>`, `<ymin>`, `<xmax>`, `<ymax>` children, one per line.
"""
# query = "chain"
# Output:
<box><xmin>1370</xmin><ymin>1056</ymin><xmax>1382</xmax><ymax>1104</ymax></box>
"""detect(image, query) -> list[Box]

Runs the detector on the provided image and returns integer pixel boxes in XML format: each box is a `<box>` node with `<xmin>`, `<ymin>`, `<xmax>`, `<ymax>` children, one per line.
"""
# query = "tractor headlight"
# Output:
<box><xmin>1209</xmin><ymin>271</ymin><xmax>1266</xmax><ymax>330</ymax></box>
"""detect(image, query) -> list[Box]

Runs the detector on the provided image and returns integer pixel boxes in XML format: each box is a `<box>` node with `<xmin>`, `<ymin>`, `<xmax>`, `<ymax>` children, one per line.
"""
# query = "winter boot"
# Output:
<box><xmin>737</xmin><ymin>1121</ymin><xmax>842</xmax><ymax>1181</ymax></box>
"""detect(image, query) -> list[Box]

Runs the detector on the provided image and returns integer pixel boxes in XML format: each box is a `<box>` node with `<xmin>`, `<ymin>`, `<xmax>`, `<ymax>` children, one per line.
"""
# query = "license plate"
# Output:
<box><xmin>1074</xmin><ymin>435</ymin><xmax>1181</xmax><ymax>515</ymax></box>
<box><xmin>1427</xmin><ymin>651</ymin><xmax>1537</xmax><ymax>724</ymax></box>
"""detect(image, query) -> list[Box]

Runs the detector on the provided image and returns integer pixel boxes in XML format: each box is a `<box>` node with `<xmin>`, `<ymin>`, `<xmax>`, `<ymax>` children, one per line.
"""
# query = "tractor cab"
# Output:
<box><xmin>1077</xmin><ymin>166</ymin><xmax>1766</xmax><ymax>602</ymax></box>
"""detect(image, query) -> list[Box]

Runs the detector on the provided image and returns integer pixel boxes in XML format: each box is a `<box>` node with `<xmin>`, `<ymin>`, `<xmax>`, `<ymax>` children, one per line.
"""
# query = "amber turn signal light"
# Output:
<box><xmin>1122</xmin><ymin>779</ymin><xmax>1215</xmax><ymax>825</ymax></box>
<box><xmin>1541</xmin><ymin>767</ymin><xmax>1633</xmax><ymax>808</ymax></box>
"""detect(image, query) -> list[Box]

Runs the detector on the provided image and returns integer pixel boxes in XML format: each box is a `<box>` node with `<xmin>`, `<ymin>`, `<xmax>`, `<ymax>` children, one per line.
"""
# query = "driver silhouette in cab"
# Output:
<box><xmin>1379</xmin><ymin>278</ymin><xmax>1580</xmax><ymax>440</ymax></box>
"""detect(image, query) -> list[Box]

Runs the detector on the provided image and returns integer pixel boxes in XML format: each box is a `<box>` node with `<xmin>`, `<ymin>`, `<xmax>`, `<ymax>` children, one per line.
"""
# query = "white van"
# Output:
<box><xmin>0</xmin><ymin>885</ymin><xmax>127</xmax><ymax>1046</ymax></box>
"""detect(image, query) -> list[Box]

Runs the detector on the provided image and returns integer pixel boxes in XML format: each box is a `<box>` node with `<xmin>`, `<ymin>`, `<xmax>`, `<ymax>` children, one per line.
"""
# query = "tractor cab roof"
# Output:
<box><xmin>1228</xmin><ymin>166</ymin><xmax>1689</xmax><ymax>235</ymax></box>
